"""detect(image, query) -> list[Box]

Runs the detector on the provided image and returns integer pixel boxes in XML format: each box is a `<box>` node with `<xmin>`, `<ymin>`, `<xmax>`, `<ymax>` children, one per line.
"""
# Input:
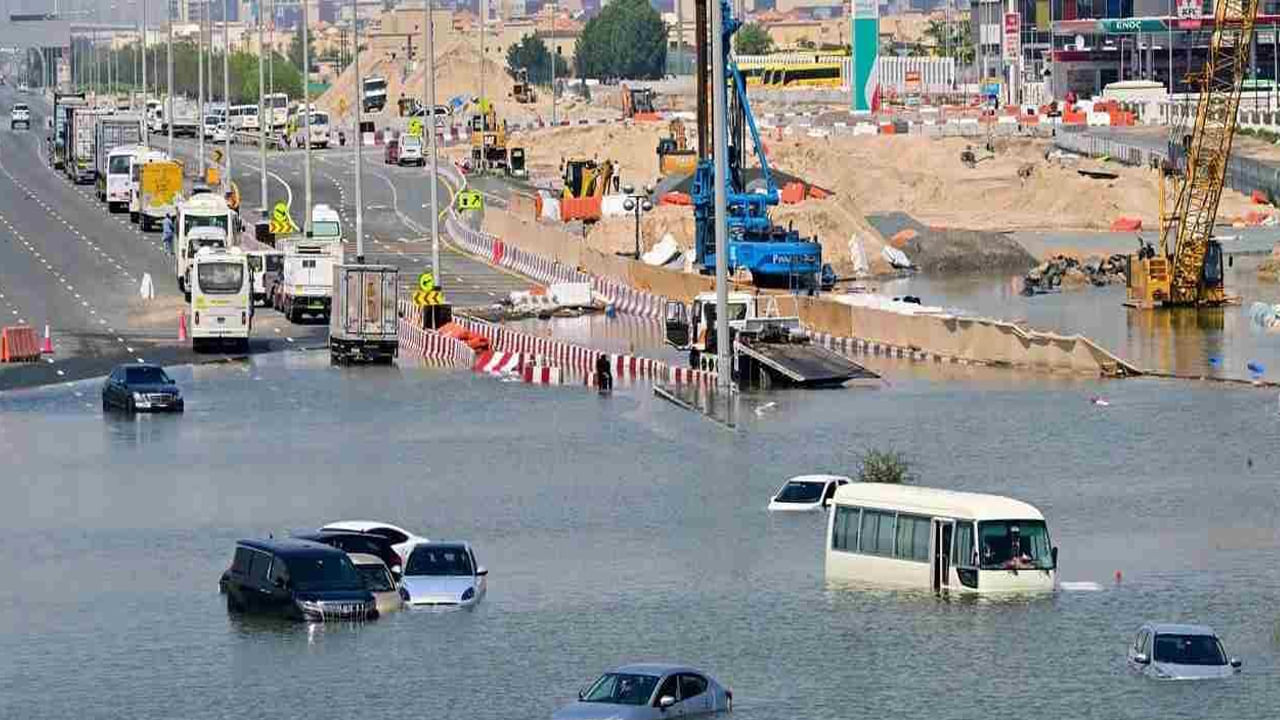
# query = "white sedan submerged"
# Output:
<box><xmin>767</xmin><ymin>474</ymin><xmax>851</xmax><ymax>512</ymax></box>
<box><xmin>399</xmin><ymin>542</ymin><xmax>487</xmax><ymax>608</ymax></box>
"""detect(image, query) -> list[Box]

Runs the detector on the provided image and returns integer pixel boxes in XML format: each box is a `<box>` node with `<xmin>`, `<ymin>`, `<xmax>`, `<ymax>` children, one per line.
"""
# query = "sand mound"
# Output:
<box><xmin>520</xmin><ymin>123</ymin><xmax>669</xmax><ymax>187</ymax></box>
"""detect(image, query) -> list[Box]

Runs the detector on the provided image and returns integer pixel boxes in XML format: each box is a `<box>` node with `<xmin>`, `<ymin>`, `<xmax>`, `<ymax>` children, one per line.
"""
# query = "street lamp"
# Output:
<box><xmin>621</xmin><ymin>184</ymin><xmax>654</xmax><ymax>260</ymax></box>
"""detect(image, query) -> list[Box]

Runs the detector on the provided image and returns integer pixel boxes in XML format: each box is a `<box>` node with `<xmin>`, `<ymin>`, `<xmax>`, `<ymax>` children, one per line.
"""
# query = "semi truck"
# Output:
<box><xmin>94</xmin><ymin>114</ymin><xmax>145</xmax><ymax>202</ymax></box>
<box><xmin>65</xmin><ymin>106</ymin><xmax>101</xmax><ymax>184</ymax></box>
<box><xmin>329</xmin><ymin>264</ymin><xmax>400</xmax><ymax>365</ymax></box>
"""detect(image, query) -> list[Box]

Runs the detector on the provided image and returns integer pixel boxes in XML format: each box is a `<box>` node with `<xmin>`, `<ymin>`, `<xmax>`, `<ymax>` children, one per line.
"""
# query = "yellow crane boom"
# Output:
<box><xmin>1129</xmin><ymin>0</ymin><xmax>1258</xmax><ymax>308</ymax></box>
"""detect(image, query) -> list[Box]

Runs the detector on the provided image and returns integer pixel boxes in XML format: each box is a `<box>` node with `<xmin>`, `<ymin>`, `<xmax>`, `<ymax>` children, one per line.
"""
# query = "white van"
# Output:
<box><xmin>245</xmin><ymin>249</ymin><xmax>284</xmax><ymax>306</ymax></box>
<box><xmin>190</xmin><ymin>246</ymin><xmax>252</xmax><ymax>352</ymax></box>
<box><xmin>825</xmin><ymin>484</ymin><xmax>1057</xmax><ymax>595</ymax></box>
<box><xmin>229</xmin><ymin>104</ymin><xmax>259</xmax><ymax>132</ymax></box>
<box><xmin>104</xmin><ymin>144</ymin><xmax>144</xmax><ymax>213</ymax></box>
<box><xmin>308</xmin><ymin>110</ymin><xmax>330</xmax><ymax>148</ymax></box>
<box><xmin>176</xmin><ymin>192</ymin><xmax>236</xmax><ymax>297</ymax></box>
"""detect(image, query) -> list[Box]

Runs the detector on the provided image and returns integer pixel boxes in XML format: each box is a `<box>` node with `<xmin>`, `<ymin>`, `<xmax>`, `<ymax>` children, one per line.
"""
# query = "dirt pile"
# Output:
<box><xmin>520</xmin><ymin>123</ymin><xmax>670</xmax><ymax>187</ymax></box>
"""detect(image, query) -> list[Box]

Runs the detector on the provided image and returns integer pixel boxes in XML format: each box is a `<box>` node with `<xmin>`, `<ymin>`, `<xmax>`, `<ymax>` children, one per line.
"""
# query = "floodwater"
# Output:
<box><xmin>1</xmin><ymin>351</ymin><xmax>1278</xmax><ymax>719</ymax></box>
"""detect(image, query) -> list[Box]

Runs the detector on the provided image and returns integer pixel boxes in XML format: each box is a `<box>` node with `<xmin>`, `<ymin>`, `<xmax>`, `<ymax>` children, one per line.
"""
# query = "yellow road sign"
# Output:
<box><xmin>411</xmin><ymin>289</ymin><xmax>445</xmax><ymax>307</ymax></box>
<box><xmin>455</xmin><ymin>189</ymin><xmax>483</xmax><ymax>211</ymax></box>
<box><xmin>417</xmin><ymin>271</ymin><xmax>435</xmax><ymax>292</ymax></box>
<box><xmin>407</xmin><ymin>118</ymin><xmax>424</xmax><ymax>137</ymax></box>
<box><xmin>269</xmin><ymin>201</ymin><xmax>297</xmax><ymax>234</ymax></box>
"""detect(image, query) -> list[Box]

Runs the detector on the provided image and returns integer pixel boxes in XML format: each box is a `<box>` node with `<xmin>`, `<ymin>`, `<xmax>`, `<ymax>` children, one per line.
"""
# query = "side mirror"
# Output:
<box><xmin>658</xmin><ymin>695</ymin><xmax>676</xmax><ymax>710</ymax></box>
<box><xmin>1051</xmin><ymin>546</ymin><xmax>1059</xmax><ymax>568</ymax></box>
<box><xmin>390</xmin><ymin>564</ymin><xmax>402</xmax><ymax>576</ymax></box>
<box><xmin>476</xmin><ymin>566</ymin><xmax>488</xmax><ymax>577</ymax></box>
<box><xmin>577</xmin><ymin>688</ymin><xmax>585</xmax><ymax>701</ymax></box>
<box><xmin>1230</xmin><ymin>658</ymin><xmax>1242</xmax><ymax>668</ymax></box>
<box><xmin>1133</xmin><ymin>653</ymin><xmax>1150</xmax><ymax>665</ymax></box>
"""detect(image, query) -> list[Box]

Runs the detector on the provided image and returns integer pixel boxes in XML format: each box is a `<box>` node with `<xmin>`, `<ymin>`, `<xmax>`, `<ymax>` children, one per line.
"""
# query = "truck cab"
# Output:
<box><xmin>665</xmin><ymin>292</ymin><xmax>758</xmax><ymax>366</ymax></box>
<box><xmin>105</xmin><ymin>144</ymin><xmax>144</xmax><ymax>213</ymax></box>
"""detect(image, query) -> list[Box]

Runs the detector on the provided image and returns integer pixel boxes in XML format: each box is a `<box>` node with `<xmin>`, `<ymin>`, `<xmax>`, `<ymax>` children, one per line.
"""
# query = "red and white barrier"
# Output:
<box><xmin>522</xmin><ymin>365</ymin><xmax>564</xmax><ymax>385</ymax></box>
<box><xmin>396</xmin><ymin>316</ymin><xmax>475</xmax><ymax>368</ymax></box>
<box><xmin>474</xmin><ymin>350</ymin><xmax>525</xmax><ymax>375</ymax></box>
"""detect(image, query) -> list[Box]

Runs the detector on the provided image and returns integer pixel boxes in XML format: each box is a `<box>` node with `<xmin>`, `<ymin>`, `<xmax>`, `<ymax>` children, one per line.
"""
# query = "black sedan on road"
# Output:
<box><xmin>102</xmin><ymin>364</ymin><xmax>184</xmax><ymax>413</ymax></box>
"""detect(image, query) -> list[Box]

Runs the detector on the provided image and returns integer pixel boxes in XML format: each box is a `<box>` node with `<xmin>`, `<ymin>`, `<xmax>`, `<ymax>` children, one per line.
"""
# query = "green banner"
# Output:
<box><xmin>1099</xmin><ymin>18</ymin><xmax>1171</xmax><ymax>33</ymax></box>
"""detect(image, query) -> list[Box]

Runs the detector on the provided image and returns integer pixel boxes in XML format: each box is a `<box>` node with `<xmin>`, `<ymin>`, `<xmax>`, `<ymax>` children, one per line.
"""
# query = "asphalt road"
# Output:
<box><xmin>0</xmin><ymin>89</ymin><xmax>327</xmax><ymax>390</ymax></box>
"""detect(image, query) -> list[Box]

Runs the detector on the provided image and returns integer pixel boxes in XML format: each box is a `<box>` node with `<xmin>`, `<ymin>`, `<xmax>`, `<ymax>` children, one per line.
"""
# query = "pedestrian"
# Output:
<box><xmin>339</xmin><ymin>130</ymin><xmax>346</xmax><ymax>147</ymax></box>
<box><xmin>161</xmin><ymin>212</ymin><xmax>175</xmax><ymax>256</ymax></box>
<box><xmin>595</xmin><ymin>353</ymin><xmax>613</xmax><ymax>393</ymax></box>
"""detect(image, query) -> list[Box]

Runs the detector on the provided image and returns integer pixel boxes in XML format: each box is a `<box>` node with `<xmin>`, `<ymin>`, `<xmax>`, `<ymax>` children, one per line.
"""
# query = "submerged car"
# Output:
<box><xmin>348</xmin><ymin>553</ymin><xmax>403</xmax><ymax>615</ymax></box>
<box><xmin>101</xmin><ymin>364</ymin><xmax>184</xmax><ymax>413</ymax></box>
<box><xmin>399</xmin><ymin>542</ymin><xmax>486</xmax><ymax>608</ymax></box>
<box><xmin>767</xmin><ymin>474</ymin><xmax>850</xmax><ymax>512</ymax></box>
<box><xmin>1127</xmin><ymin>623</ymin><xmax>1242</xmax><ymax>680</ymax></box>
<box><xmin>294</xmin><ymin>530</ymin><xmax>404</xmax><ymax>579</ymax></box>
<box><xmin>553</xmin><ymin>663</ymin><xmax>732</xmax><ymax>720</ymax></box>
<box><xmin>219</xmin><ymin>538</ymin><xmax>378</xmax><ymax>621</ymax></box>
<box><xmin>319</xmin><ymin>520</ymin><xmax>428</xmax><ymax>564</ymax></box>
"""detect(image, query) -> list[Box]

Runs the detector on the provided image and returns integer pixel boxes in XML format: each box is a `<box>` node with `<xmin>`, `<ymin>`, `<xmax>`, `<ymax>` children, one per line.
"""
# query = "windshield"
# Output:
<box><xmin>124</xmin><ymin>366</ymin><xmax>170</xmax><ymax>384</ymax></box>
<box><xmin>355</xmin><ymin>563</ymin><xmax>395</xmax><ymax>592</ymax></box>
<box><xmin>109</xmin><ymin>155</ymin><xmax>131</xmax><ymax>174</ymax></box>
<box><xmin>312</xmin><ymin>220</ymin><xmax>341</xmax><ymax>238</ymax></box>
<box><xmin>184</xmin><ymin>214</ymin><xmax>229</xmax><ymax>235</ymax></box>
<box><xmin>286</xmin><ymin>554</ymin><xmax>364</xmax><ymax>592</ymax></box>
<box><xmin>582</xmin><ymin>673</ymin><xmax>659</xmax><ymax>706</ymax></box>
<box><xmin>1153</xmin><ymin>634</ymin><xmax>1227</xmax><ymax>666</ymax></box>
<box><xmin>268</xmin><ymin>95</ymin><xmax>289</xmax><ymax>108</ymax></box>
<box><xmin>978</xmin><ymin>520</ymin><xmax>1054</xmax><ymax>570</ymax></box>
<box><xmin>364</xmin><ymin>79</ymin><xmax>387</xmax><ymax>92</ymax></box>
<box><xmin>197</xmin><ymin>262</ymin><xmax>244</xmax><ymax>294</ymax></box>
<box><xmin>191</xmin><ymin>237</ymin><xmax>226</xmax><ymax>252</ymax></box>
<box><xmin>265</xmin><ymin>255</ymin><xmax>283</xmax><ymax>272</ymax></box>
<box><xmin>311</xmin><ymin>113</ymin><xmax>329</xmax><ymax>125</ymax></box>
<box><xmin>776</xmin><ymin>481</ymin><xmax>825</xmax><ymax>503</ymax></box>
<box><xmin>403</xmin><ymin>137</ymin><xmax>422</xmax><ymax>149</ymax></box>
<box><xmin>405</xmin><ymin>546</ymin><xmax>473</xmax><ymax>577</ymax></box>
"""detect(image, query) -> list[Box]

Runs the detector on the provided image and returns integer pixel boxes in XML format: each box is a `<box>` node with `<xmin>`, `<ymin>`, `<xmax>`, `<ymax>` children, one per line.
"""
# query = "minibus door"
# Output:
<box><xmin>932</xmin><ymin>518</ymin><xmax>955</xmax><ymax>592</ymax></box>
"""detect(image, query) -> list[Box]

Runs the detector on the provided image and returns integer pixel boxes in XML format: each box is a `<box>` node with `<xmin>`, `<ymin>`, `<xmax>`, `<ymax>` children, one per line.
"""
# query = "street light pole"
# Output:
<box><xmin>711</xmin><ymin>0</ymin><xmax>730</xmax><ymax>389</ymax></box>
<box><xmin>550</xmin><ymin>1</ymin><xmax>556</xmax><ymax>126</ymax></box>
<box><xmin>198</xmin><ymin>0</ymin><xmax>205</xmax><ymax>177</ymax></box>
<box><xmin>167</xmin><ymin>1</ymin><xmax>173</xmax><ymax>157</ymax></box>
<box><xmin>141</xmin><ymin>0</ymin><xmax>148</xmax><ymax>145</ymax></box>
<box><xmin>424</xmin><ymin>0</ymin><xmax>440</xmax><ymax>285</ymax></box>
<box><xmin>223</xmin><ymin>0</ymin><xmax>231</xmax><ymax>195</ymax></box>
<box><xmin>259</xmin><ymin>0</ymin><xmax>267</xmax><ymax>216</ymax></box>
<box><xmin>303</xmin><ymin>0</ymin><xmax>312</xmax><ymax>233</ymax></box>
<box><xmin>353</xmin><ymin>0</ymin><xmax>364</xmax><ymax>263</ymax></box>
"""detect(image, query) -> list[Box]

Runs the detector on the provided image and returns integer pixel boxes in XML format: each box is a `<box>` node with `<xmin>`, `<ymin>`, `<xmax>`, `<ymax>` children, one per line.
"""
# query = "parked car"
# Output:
<box><xmin>293</xmin><ymin>531</ymin><xmax>404</xmax><ymax>578</ymax></box>
<box><xmin>10</xmin><ymin>102</ymin><xmax>30</xmax><ymax>129</ymax></box>
<box><xmin>383</xmin><ymin>137</ymin><xmax>400</xmax><ymax>165</ymax></box>
<box><xmin>553</xmin><ymin>663</ymin><xmax>733</xmax><ymax>720</ymax></box>
<box><xmin>319</xmin><ymin>520</ymin><xmax>427</xmax><ymax>564</ymax></box>
<box><xmin>398</xmin><ymin>134</ymin><xmax>424</xmax><ymax>166</ymax></box>
<box><xmin>219</xmin><ymin>538</ymin><xmax>378</xmax><ymax>621</ymax></box>
<box><xmin>399</xmin><ymin>542</ymin><xmax>487</xmax><ymax>608</ymax></box>
<box><xmin>766</xmin><ymin>474</ymin><xmax>850</xmax><ymax>512</ymax></box>
<box><xmin>101</xmin><ymin>364</ymin><xmax>184</xmax><ymax>413</ymax></box>
<box><xmin>1127</xmin><ymin>623</ymin><xmax>1242</xmax><ymax>680</ymax></box>
<box><xmin>211</xmin><ymin>123</ymin><xmax>229</xmax><ymax>143</ymax></box>
<box><xmin>348</xmin><ymin>553</ymin><xmax>403</xmax><ymax>615</ymax></box>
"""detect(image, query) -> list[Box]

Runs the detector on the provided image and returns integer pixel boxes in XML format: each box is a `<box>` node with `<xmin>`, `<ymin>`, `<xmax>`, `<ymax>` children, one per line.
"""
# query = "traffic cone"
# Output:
<box><xmin>40</xmin><ymin>324</ymin><xmax>53</xmax><ymax>354</ymax></box>
<box><xmin>178</xmin><ymin>311</ymin><xmax>189</xmax><ymax>342</ymax></box>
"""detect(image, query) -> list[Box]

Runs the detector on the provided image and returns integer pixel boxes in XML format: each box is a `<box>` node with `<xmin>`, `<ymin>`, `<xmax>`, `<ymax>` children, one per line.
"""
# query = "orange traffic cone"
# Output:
<box><xmin>178</xmin><ymin>311</ymin><xmax>189</xmax><ymax>342</ymax></box>
<box><xmin>41</xmin><ymin>324</ymin><xmax>53</xmax><ymax>354</ymax></box>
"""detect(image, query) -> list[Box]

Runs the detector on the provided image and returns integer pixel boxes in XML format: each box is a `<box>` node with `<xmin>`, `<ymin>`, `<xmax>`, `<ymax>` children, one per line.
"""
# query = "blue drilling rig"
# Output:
<box><xmin>690</xmin><ymin>0</ymin><xmax>823</xmax><ymax>291</ymax></box>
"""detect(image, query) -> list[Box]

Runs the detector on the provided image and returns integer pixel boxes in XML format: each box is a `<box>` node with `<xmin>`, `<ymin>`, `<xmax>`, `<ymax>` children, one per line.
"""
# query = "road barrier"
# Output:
<box><xmin>395</xmin><ymin>300</ymin><xmax>475</xmax><ymax>367</ymax></box>
<box><xmin>1</xmin><ymin>325</ymin><xmax>40</xmax><ymax>363</ymax></box>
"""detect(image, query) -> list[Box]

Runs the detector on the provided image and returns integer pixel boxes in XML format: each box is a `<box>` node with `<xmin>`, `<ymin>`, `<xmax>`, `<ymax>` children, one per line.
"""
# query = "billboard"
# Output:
<box><xmin>1003</xmin><ymin>12</ymin><xmax>1021</xmax><ymax>63</ymax></box>
<box><xmin>851</xmin><ymin>0</ymin><xmax>880</xmax><ymax>113</ymax></box>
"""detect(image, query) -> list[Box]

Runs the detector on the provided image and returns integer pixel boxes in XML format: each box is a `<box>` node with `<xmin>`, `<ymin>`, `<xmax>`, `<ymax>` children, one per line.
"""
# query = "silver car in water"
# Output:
<box><xmin>552</xmin><ymin>663</ymin><xmax>732</xmax><ymax>720</ymax></box>
<box><xmin>1127</xmin><ymin>623</ymin><xmax>1242</xmax><ymax>680</ymax></box>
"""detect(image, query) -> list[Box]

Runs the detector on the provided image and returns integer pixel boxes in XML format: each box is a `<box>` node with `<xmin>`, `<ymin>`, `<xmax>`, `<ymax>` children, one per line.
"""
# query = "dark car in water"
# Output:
<box><xmin>293</xmin><ymin>531</ymin><xmax>404</xmax><ymax>579</ymax></box>
<box><xmin>101</xmin><ymin>364</ymin><xmax>184</xmax><ymax>413</ymax></box>
<box><xmin>219</xmin><ymin>539</ymin><xmax>378</xmax><ymax>621</ymax></box>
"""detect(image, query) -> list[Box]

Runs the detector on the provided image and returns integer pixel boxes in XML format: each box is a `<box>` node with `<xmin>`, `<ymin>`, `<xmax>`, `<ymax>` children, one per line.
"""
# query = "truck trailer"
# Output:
<box><xmin>329</xmin><ymin>264</ymin><xmax>400</xmax><ymax>364</ymax></box>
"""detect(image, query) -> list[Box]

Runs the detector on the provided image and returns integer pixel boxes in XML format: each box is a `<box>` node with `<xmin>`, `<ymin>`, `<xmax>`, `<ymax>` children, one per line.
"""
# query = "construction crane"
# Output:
<box><xmin>690</xmin><ymin>0</ymin><xmax>822</xmax><ymax>290</ymax></box>
<box><xmin>1127</xmin><ymin>0</ymin><xmax>1258</xmax><ymax>308</ymax></box>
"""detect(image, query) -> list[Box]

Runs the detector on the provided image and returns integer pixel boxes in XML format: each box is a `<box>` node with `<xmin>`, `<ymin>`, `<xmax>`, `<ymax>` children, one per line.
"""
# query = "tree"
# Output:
<box><xmin>734</xmin><ymin>23</ymin><xmax>773</xmax><ymax>56</ymax></box>
<box><xmin>856</xmin><ymin>449</ymin><xmax>915</xmax><ymax>484</ymax></box>
<box><xmin>573</xmin><ymin>0</ymin><xmax>667</xmax><ymax>81</ymax></box>
<box><xmin>923</xmin><ymin>18</ymin><xmax>974</xmax><ymax>65</ymax></box>
<box><xmin>505</xmin><ymin>33</ymin><xmax>569</xmax><ymax>86</ymax></box>
<box><xmin>288</xmin><ymin>26</ymin><xmax>313</xmax><ymax>74</ymax></box>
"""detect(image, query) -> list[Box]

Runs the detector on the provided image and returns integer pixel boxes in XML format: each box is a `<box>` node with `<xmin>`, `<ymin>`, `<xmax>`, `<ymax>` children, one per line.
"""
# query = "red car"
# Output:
<box><xmin>384</xmin><ymin>137</ymin><xmax>400</xmax><ymax>165</ymax></box>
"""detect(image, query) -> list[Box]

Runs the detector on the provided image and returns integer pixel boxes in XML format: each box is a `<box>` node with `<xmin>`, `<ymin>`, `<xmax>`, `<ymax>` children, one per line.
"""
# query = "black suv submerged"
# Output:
<box><xmin>219</xmin><ymin>539</ymin><xmax>378</xmax><ymax>621</ymax></box>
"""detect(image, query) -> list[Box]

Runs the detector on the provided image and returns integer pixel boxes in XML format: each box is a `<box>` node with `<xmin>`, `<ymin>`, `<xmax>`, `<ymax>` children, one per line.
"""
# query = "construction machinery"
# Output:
<box><xmin>469</xmin><ymin>99</ymin><xmax>511</xmax><ymax>173</ymax></box>
<box><xmin>561</xmin><ymin>157</ymin><xmax>616</xmax><ymax>199</ymax></box>
<box><xmin>620</xmin><ymin>84</ymin><xmax>656</xmax><ymax>118</ymax></box>
<box><xmin>1126</xmin><ymin>0</ymin><xmax>1257</xmax><ymax>309</ymax></box>
<box><xmin>657</xmin><ymin>118</ymin><xmax>698</xmax><ymax>176</ymax></box>
<box><xmin>690</xmin><ymin>0</ymin><xmax>823</xmax><ymax>291</ymax></box>
<box><xmin>511</xmin><ymin>68</ymin><xmax>537</xmax><ymax>104</ymax></box>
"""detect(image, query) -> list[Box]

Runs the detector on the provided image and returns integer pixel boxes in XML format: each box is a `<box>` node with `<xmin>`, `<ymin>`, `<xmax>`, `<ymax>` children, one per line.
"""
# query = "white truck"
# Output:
<box><xmin>273</xmin><ymin>204</ymin><xmax>345</xmax><ymax>323</ymax></box>
<box><xmin>94</xmin><ymin>114</ymin><xmax>144</xmax><ymax>202</ymax></box>
<box><xmin>103</xmin><ymin>144</ymin><xmax>144</xmax><ymax>212</ymax></box>
<box><xmin>190</xmin><ymin>246</ymin><xmax>252</xmax><ymax>352</ymax></box>
<box><xmin>329</xmin><ymin>264</ymin><xmax>400</xmax><ymax>364</ymax></box>
<box><xmin>176</xmin><ymin>191</ymin><xmax>236</xmax><ymax>299</ymax></box>
<box><xmin>363</xmin><ymin>77</ymin><xmax>388</xmax><ymax>113</ymax></box>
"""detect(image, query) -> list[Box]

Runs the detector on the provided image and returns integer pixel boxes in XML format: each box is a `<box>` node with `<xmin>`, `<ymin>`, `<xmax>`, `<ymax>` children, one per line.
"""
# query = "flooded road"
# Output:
<box><xmin>1</xmin><ymin>351</ymin><xmax>1277</xmax><ymax>719</ymax></box>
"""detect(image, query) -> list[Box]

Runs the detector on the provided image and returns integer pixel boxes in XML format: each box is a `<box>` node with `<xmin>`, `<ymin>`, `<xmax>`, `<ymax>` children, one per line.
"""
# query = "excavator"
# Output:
<box><xmin>561</xmin><ymin>157</ymin><xmax>617</xmax><ymax>199</ymax></box>
<box><xmin>620</xmin><ymin>84</ymin><xmax>657</xmax><ymax>119</ymax></box>
<box><xmin>1126</xmin><ymin>0</ymin><xmax>1256</xmax><ymax>309</ymax></box>
<box><xmin>469</xmin><ymin>98</ymin><xmax>525</xmax><ymax>176</ymax></box>
<box><xmin>511</xmin><ymin>68</ymin><xmax>537</xmax><ymax>104</ymax></box>
<box><xmin>657</xmin><ymin>118</ymin><xmax>698</xmax><ymax>176</ymax></box>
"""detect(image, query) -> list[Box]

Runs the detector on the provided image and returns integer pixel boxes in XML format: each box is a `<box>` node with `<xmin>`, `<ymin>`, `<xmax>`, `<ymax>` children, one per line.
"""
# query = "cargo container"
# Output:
<box><xmin>329</xmin><ymin>264</ymin><xmax>400</xmax><ymax>365</ymax></box>
<box><xmin>66</xmin><ymin>106</ymin><xmax>101</xmax><ymax>183</ymax></box>
<box><xmin>94</xmin><ymin>114</ymin><xmax>145</xmax><ymax>202</ymax></box>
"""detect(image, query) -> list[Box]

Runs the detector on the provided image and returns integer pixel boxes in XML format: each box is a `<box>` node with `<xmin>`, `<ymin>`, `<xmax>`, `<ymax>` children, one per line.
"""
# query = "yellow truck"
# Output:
<box><xmin>130</xmin><ymin>153</ymin><xmax>183</xmax><ymax>231</ymax></box>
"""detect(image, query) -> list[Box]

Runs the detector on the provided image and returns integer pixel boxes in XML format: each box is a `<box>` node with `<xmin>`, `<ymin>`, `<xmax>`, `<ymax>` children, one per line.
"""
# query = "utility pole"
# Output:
<box><xmin>141</xmin><ymin>0</ymin><xmax>148</xmax><ymax>145</ymax></box>
<box><xmin>167</xmin><ymin>0</ymin><xmax>173</xmax><ymax>158</ymax></box>
<box><xmin>550</xmin><ymin>1</ymin><xmax>556</xmax><ymax>125</ymax></box>
<box><xmin>353</xmin><ymin>0</ymin><xmax>364</xmax><ymax>263</ymax></box>
<box><xmin>424</xmin><ymin>0</ymin><xmax>440</xmax><ymax>285</ymax></box>
<box><xmin>198</xmin><ymin>0</ymin><xmax>206</xmax><ymax>176</ymax></box>
<box><xmin>479</xmin><ymin>0</ymin><xmax>485</xmax><ymax>105</ymax></box>
<box><xmin>711</xmin><ymin>0</ymin><xmax>729</xmax><ymax>389</ymax></box>
<box><xmin>259</xmin><ymin>0</ymin><xmax>267</xmax><ymax>216</ymax></box>
<box><xmin>224</xmin><ymin>0</ymin><xmax>231</xmax><ymax>193</ymax></box>
<box><xmin>303</xmin><ymin>0</ymin><xmax>312</xmax><ymax>233</ymax></box>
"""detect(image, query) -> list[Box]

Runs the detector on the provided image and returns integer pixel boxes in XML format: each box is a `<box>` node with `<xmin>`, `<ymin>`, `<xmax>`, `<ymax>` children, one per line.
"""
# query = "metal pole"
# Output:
<box><xmin>224</xmin><ymin>0</ymin><xmax>232</xmax><ymax>194</ymax></box>
<box><xmin>141</xmin><ymin>0</ymin><xmax>148</xmax><ymax>144</ymax></box>
<box><xmin>259</xmin><ymin>0</ymin><xmax>267</xmax><ymax>215</ymax></box>
<box><xmin>711</xmin><ymin>0</ymin><xmax>729</xmax><ymax>390</ymax></box>
<box><xmin>199</xmin><ymin>0</ymin><xmax>205</xmax><ymax>175</ymax></box>
<box><xmin>167</xmin><ymin>3</ymin><xmax>173</xmax><ymax>157</ymax></box>
<box><xmin>303</xmin><ymin>0</ymin><xmax>312</xmax><ymax>233</ymax></box>
<box><xmin>550</xmin><ymin>1</ymin><xmax>556</xmax><ymax>125</ymax></box>
<box><xmin>425</xmin><ymin>0</ymin><xmax>440</xmax><ymax>285</ymax></box>
<box><xmin>1168</xmin><ymin>0</ymin><xmax>1174</xmax><ymax>94</ymax></box>
<box><xmin>479</xmin><ymin>0</ymin><xmax>485</xmax><ymax>105</ymax></box>
<box><xmin>268</xmin><ymin>0</ymin><xmax>274</xmax><ymax>98</ymax></box>
<box><xmin>353</xmin><ymin>0</ymin><xmax>364</xmax><ymax>263</ymax></box>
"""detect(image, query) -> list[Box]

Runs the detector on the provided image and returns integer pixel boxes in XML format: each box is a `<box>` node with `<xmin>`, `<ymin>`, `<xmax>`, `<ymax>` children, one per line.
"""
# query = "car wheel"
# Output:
<box><xmin>225</xmin><ymin>593</ymin><xmax>243</xmax><ymax>612</ymax></box>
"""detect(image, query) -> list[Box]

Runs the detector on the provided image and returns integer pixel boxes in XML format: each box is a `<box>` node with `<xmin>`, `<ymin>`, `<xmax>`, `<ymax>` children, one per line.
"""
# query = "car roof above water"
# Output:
<box><xmin>1145</xmin><ymin>622</ymin><xmax>1217</xmax><ymax>637</ymax></box>
<box><xmin>610</xmin><ymin>663</ymin><xmax>702</xmax><ymax>677</ymax></box>
<box><xmin>238</xmin><ymin>537</ymin><xmax>343</xmax><ymax>558</ymax></box>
